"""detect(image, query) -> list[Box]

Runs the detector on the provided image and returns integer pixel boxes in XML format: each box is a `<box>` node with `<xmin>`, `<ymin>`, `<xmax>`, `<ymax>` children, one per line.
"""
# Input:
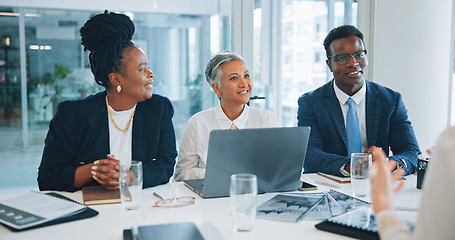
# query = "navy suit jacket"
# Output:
<box><xmin>297</xmin><ymin>80</ymin><xmax>419</xmax><ymax>176</ymax></box>
<box><xmin>38</xmin><ymin>91</ymin><xmax>177</xmax><ymax>192</ymax></box>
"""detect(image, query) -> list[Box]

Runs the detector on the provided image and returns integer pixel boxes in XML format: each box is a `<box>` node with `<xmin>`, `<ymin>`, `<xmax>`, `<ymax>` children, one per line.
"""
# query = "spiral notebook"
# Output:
<box><xmin>315</xmin><ymin>206</ymin><xmax>379</xmax><ymax>240</ymax></box>
<box><xmin>0</xmin><ymin>191</ymin><xmax>93</xmax><ymax>231</ymax></box>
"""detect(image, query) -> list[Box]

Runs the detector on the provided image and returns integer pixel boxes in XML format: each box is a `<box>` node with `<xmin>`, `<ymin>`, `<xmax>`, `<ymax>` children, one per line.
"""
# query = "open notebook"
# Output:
<box><xmin>315</xmin><ymin>205</ymin><xmax>416</xmax><ymax>240</ymax></box>
<box><xmin>315</xmin><ymin>206</ymin><xmax>379</xmax><ymax>240</ymax></box>
<box><xmin>0</xmin><ymin>191</ymin><xmax>98</xmax><ymax>231</ymax></box>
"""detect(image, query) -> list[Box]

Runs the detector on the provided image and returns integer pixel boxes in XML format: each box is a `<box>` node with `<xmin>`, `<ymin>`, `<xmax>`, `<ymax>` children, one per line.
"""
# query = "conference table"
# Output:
<box><xmin>0</xmin><ymin>174</ymin><xmax>421</xmax><ymax>240</ymax></box>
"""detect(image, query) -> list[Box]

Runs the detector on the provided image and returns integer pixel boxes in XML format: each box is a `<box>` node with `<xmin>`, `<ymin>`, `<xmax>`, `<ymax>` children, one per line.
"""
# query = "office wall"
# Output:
<box><xmin>371</xmin><ymin>0</ymin><xmax>453</xmax><ymax>152</ymax></box>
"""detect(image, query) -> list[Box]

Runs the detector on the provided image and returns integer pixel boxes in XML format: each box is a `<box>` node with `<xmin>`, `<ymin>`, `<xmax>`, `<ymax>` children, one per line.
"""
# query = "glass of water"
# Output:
<box><xmin>350</xmin><ymin>153</ymin><xmax>372</xmax><ymax>197</ymax></box>
<box><xmin>230</xmin><ymin>173</ymin><xmax>257</xmax><ymax>232</ymax></box>
<box><xmin>120</xmin><ymin>161</ymin><xmax>143</xmax><ymax>210</ymax></box>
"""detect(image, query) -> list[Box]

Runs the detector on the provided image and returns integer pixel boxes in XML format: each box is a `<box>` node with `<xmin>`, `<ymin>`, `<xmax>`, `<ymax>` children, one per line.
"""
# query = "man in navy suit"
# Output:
<box><xmin>297</xmin><ymin>25</ymin><xmax>419</xmax><ymax>177</ymax></box>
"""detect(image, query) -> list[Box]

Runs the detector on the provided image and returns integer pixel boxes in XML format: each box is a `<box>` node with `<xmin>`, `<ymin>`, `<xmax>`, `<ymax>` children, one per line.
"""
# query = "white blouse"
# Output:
<box><xmin>107</xmin><ymin>104</ymin><xmax>136</xmax><ymax>168</ymax></box>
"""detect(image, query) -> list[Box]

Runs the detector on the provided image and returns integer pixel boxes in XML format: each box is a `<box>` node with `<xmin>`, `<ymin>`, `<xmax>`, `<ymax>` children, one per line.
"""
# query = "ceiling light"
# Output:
<box><xmin>0</xmin><ymin>12</ymin><xmax>41</xmax><ymax>17</ymax></box>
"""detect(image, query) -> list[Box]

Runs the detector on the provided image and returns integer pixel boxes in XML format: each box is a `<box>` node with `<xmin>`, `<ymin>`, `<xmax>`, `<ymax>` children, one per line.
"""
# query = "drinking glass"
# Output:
<box><xmin>230</xmin><ymin>173</ymin><xmax>257</xmax><ymax>232</ymax></box>
<box><xmin>350</xmin><ymin>153</ymin><xmax>372</xmax><ymax>197</ymax></box>
<box><xmin>120</xmin><ymin>161</ymin><xmax>143</xmax><ymax>210</ymax></box>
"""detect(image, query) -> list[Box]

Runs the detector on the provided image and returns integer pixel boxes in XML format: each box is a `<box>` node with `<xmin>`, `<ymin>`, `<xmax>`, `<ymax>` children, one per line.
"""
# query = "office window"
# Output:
<box><xmin>314</xmin><ymin>52</ymin><xmax>321</xmax><ymax>63</ymax></box>
<box><xmin>297</xmin><ymin>52</ymin><xmax>306</xmax><ymax>63</ymax></box>
<box><xmin>254</xmin><ymin>0</ymin><xmax>358</xmax><ymax>127</ymax></box>
<box><xmin>284</xmin><ymin>23</ymin><xmax>293</xmax><ymax>37</ymax></box>
<box><xmin>296</xmin><ymin>23</ymin><xmax>307</xmax><ymax>36</ymax></box>
<box><xmin>452</xmin><ymin>40</ymin><xmax>455</xmax><ymax>125</ymax></box>
<box><xmin>0</xmin><ymin>4</ymin><xmax>230</xmax><ymax>191</ymax></box>
<box><xmin>0</xmin><ymin>14</ymin><xmax>21</xmax><ymax>130</ymax></box>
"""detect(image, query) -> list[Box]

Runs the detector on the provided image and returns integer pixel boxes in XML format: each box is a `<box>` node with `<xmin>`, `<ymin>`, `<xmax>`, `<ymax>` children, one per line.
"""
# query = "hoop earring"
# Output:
<box><xmin>117</xmin><ymin>85</ymin><xmax>122</xmax><ymax>93</ymax></box>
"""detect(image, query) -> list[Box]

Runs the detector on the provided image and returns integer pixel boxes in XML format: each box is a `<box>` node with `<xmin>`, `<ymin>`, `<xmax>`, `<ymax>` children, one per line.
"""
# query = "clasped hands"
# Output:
<box><xmin>91</xmin><ymin>154</ymin><xmax>120</xmax><ymax>190</ymax></box>
<box><xmin>344</xmin><ymin>146</ymin><xmax>401</xmax><ymax>173</ymax></box>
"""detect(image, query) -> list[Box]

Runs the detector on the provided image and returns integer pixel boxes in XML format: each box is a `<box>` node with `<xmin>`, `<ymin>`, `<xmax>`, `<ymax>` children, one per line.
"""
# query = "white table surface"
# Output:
<box><xmin>0</xmin><ymin>174</ymin><xmax>421</xmax><ymax>240</ymax></box>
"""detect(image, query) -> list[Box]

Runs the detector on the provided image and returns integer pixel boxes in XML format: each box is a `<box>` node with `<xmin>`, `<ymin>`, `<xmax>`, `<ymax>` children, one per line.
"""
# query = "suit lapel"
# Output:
<box><xmin>98</xmin><ymin>92</ymin><xmax>110</xmax><ymax>158</ymax></box>
<box><xmin>131</xmin><ymin>103</ymin><xmax>145</xmax><ymax>160</ymax></box>
<box><xmin>324</xmin><ymin>80</ymin><xmax>348</xmax><ymax>148</ymax></box>
<box><xmin>365</xmin><ymin>81</ymin><xmax>380</xmax><ymax>146</ymax></box>
<box><xmin>89</xmin><ymin>91</ymin><xmax>110</xmax><ymax>160</ymax></box>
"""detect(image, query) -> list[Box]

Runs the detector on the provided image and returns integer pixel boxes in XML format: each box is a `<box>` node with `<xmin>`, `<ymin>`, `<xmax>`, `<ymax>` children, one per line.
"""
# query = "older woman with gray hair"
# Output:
<box><xmin>174</xmin><ymin>51</ymin><xmax>278</xmax><ymax>181</ymax></box>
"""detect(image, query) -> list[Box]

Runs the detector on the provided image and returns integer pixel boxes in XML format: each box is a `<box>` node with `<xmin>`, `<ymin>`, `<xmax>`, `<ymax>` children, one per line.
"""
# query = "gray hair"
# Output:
<box><xmin>205</xmin><ymin>51</ymin><xmax>246</xmax><ymax>87</ymax></box>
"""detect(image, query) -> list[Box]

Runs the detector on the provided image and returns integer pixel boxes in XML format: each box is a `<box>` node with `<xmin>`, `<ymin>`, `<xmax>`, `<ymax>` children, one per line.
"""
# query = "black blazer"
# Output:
<box><xmin>38</xmin><ymin>91</ymin><xmax>177</xmax><ymax>192</ymax></box>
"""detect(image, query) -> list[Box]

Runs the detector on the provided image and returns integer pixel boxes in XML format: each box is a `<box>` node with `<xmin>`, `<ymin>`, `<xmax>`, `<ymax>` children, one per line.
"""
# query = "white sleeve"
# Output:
<box><xmin>376</xmin><ymin>127</ymin><xmax>455</xmax><ymax>240</ymax></box>
<box><xmin>412</xmin><ymin>127</ymin><xmax>455</xmax><ymax>240</ymax></box>
<box><xmin>375</xmin><ymin>210</ymin><xmax>411</xmax><ymax>240</ymax></box>
<box><xmin>174</xmin><ymin>118</ymin><xmax>205</xmax><ymax>181</ymax></box>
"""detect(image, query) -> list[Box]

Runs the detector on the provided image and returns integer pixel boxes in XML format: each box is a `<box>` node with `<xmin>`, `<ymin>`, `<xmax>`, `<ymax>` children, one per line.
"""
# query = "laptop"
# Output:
<box><xmin>184</xmin><ymin>126</ymin><xmax>311</xmax><ymax>198</ymax></box>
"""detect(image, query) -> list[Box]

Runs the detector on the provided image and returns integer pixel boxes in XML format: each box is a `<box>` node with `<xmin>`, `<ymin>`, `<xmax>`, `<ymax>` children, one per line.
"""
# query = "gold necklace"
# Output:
<box><xmin>105</xmin><ymin>95</ymin><xmax>136</xmax><ymax>132</ymax></box>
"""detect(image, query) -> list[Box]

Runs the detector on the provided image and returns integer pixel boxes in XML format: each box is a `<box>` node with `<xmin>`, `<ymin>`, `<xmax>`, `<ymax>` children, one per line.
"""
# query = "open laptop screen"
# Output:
<box><xmin>186</xmin><ymin>126</ymin><xmax>310</xmax><ymax>198</ymax></box>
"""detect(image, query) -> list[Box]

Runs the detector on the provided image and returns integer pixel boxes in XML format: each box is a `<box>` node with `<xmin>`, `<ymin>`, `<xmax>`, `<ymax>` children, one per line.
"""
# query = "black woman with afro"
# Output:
<box><xmin>38</xmin><ymin>11</ymin><xmax>177</xmax><ymax>192</ymax></box>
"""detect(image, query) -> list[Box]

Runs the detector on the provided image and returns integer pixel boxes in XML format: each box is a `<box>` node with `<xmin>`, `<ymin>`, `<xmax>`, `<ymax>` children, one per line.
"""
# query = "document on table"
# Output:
<box><xmin>256</xmin><ymin>190</ymin><xmax>370</xmax><ymax>222</ymax></box>
<box><xmin>0</xmin><ymin>191</ymin><xmax>87</xmax><ymax>230</ymax></box>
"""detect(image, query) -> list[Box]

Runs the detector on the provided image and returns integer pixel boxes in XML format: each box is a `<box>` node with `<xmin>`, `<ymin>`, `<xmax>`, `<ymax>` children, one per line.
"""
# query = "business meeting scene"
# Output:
<box><xmin>0</xmin><ymin>0</ymin><xmax>454</xmax><ymax>239</ymax></box>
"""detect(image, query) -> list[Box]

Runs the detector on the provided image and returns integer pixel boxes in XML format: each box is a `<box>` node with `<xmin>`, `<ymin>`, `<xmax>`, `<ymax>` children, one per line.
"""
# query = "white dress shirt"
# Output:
<box><xmin>333</xmin><ymin>80</ymin><xmax>368</xmax><ymax>152</ymax></box>
<box><xmin>174</xmin><ymin>103</ymin><xmax>278</xmax><ymax>181</ymax></box>
<box><xmin>333</xmin><ymin>81</ymin><xmax>368</xmax><ymax>176</ymax></box>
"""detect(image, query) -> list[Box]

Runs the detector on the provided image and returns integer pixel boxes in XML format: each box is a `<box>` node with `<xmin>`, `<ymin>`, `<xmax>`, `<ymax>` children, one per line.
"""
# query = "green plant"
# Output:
<box><xmin>36</xmin><ymin>64</ymin><xmax>72</xmax><ymax>113</ymax></box>
<box><xmin>52</xmin><ymin>64</ymin><xmax>72</xmax><ymax>85</ymax></box>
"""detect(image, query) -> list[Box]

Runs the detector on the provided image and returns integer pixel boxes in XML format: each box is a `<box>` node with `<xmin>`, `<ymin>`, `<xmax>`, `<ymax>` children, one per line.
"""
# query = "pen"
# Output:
<box><xmin>314</xmin><ymin>180</ymin><xmax>340</xmax><ymax>189</ymax></box>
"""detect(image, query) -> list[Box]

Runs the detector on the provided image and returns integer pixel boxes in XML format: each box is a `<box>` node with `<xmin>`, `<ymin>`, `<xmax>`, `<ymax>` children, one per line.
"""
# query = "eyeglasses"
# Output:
<box><xmin>328</xmin><ymin>50</ymin><xmax>367</xmax><ymax>65</ymax></box>
<box><xmin>153</xmin><ymin>192</ymin><xmax>195</xmax><ymax>208</ymax></box>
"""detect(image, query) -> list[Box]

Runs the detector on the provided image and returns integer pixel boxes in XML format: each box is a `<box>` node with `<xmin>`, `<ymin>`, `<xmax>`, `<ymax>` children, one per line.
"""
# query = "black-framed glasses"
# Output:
<box><xmin>328</xmin><ymin>50</ymin><xmax>367</xmax><ymax>65</ymax></box>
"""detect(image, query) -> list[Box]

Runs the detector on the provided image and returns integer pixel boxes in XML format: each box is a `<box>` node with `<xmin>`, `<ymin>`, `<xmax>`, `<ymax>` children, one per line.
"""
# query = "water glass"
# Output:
<box><xmin>120</xmin><ymin>161</ymin><xmax>143</xmax><ymax>210</ymax></box>
<box><xmin>350</xmin><ymin>153</ymin><xmax>372</xmax><ymax>197</ymax></box>
<box><xmin>230</xmin><ymin>173</ymin><xmax>257</xmax><ymax>232</ymax></box>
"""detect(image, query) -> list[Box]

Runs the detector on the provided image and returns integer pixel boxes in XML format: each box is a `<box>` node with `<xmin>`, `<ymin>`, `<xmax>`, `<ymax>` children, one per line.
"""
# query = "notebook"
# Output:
<box><xmin>315</xmin><ymin>206</ymin><xmax>379</xmax><ymax>240</ymax></box>
<box><xmin>0</xmin><ymin>191</ymin><xmax>98</xmax><ymax>231</ymax></box>
<box><xmin>316</xmin><ymin>204</ymin><xmax>418</xmax><ymax>239</ymax></box>
<box><xmin>184</xmin><ymin>126</ymin><xmax>311</xmax><ymax>198</ymax></box>
<box><xmin>317</xmin><ymin>172</ymin><xmax>351</xmax><ymax>183</ymax></box>
<box><xmin>82</xmin><ymin>186</ymin><xmax>121</xmax><ymax>205</ymax></box>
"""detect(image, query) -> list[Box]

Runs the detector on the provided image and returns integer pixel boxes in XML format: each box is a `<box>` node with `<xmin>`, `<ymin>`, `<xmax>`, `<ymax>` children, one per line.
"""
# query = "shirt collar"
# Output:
<box><xmin>333</xmin><ymin>80</ymin><xmax>367</xmax><ymax>106</ymax></box>
<box><xmin>215</xmin><ymin>103</ymin><xmax>249</xmax><ymax>129</ymax></box>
